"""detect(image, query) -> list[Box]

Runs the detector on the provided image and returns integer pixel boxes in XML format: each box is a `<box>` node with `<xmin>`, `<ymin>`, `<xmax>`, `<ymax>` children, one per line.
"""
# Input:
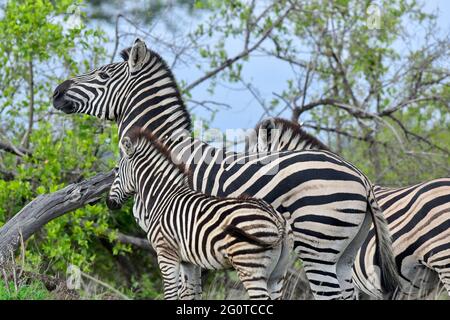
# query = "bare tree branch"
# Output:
<box><xmin>0</xmin><ymin>140</ymin><xmax>32</xmax><ymax>157</ymax></box>
<box><xmin>302</xmin><ymin>123</ymin><xmax>389</xmax><ymax>148</ymax></box>
<box><xmin>110</xmin><ymin>14</ymin><xmax>124</xmax><ymax>63</ymax></box>
<box><xmin>21</xmin><ymin>60</ymin><xmax>34</xmax><ymax>149</ymax></box>
<box><xmin>186</xmin><ymin>99</ymin><xmax>231</xmax><ymax>112</ymax></box>
<box><xmin>115</xmin><ymin>232</ymin><xmax>152</xmax><ymax>252</ymax></box>
<box><xmin>388</xmin><ymin>115</ymin><xmax>450</xmax><ymax>155</ymax></box>
<box><xmin>184</xmin><ymin>7</ymin><xmax>292</xmax><ymax>92</ymax></box>
<box><xmin>378</xmin><ymin>96</ymin><xmax>443</xmax><ymax>117</ymax></box>
<box><xmin>0</xmin><ymin>170</ymin><xmax>115</xmax><ymax>264</ymax></box>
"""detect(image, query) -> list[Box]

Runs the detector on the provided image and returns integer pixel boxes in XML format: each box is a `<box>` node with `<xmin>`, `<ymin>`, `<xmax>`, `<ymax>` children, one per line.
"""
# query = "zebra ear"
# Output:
<box><xmin>121</xmin><ymin>136</ymin><xmax>135</xmax><ymax>156</ymax></box>
<box><xmin>129</xmin><ymin>38</ymin><xmax>148</xmax><ymax>71</ymax></box>
<box><xmin>264</xmin><ymin>118</ymin><xmax>276</xmax><ymax>131</ymax></box>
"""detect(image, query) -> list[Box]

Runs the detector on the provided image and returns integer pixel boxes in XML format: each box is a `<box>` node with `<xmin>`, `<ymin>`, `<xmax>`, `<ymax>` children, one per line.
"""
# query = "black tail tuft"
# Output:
<box><xmin>224</xmin><ymin>225</ymin><xmax>274</xmax><ymax>248</ymax></box>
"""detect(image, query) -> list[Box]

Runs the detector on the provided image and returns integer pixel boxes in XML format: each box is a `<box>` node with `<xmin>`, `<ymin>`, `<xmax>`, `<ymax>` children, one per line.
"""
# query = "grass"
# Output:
<box><xmin>0</xmin><ymin>242</ymin><xmax>447</xmax><ymax>300</ymax></box>
<box><xmin>0</xmin><ymin>279</ymin><xmax>52</xmax><ymax>300</ymax></box>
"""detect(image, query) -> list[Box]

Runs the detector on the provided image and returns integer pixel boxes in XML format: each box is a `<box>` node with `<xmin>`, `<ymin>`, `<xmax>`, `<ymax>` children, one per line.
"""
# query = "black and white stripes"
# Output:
<box><xmin>106</xmin><ymin>128</ymin><xmax>292</xmax><ymax>300</ymax></box>
<box><xmin>354</xmin><ymin>180</ymin><xmax>450</xmax><ymax>299</ymax></box>
<box><xmin>53</xmin><ymin>39</ymin><xmax>401</xmax><ymax>299</ymax></box>
<box><xmin>251</xmin><ymin>117</ymin><xmax>450</xmax><ymax>299</ymax></box>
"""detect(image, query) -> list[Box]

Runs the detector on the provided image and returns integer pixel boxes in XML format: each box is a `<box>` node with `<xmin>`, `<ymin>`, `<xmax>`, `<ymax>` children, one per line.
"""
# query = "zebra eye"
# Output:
<box><xmin>98</xmin><ymin>71</ymin><xmax>110</xmax><ymax>80</ymax></box>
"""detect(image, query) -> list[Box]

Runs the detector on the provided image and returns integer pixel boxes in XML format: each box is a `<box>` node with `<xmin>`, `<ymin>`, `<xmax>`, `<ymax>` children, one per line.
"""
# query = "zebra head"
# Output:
<box><xmin>106</xmin><ymin>136</ymin><xmax>137</xmax><ymax>210</ymax></box>
<box><xmin>53</xmin><ymin>38</ymin><xmax>151</xmax><ymax>120</ymax></box>
<box><xmin>251</xmin><ymin>117</ymin><xmax>331</xmax><ymax>153</ymax></box>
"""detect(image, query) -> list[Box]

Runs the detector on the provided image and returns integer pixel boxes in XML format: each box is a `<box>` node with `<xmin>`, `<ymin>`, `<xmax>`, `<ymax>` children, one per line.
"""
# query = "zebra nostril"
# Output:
<box><xmin>53</xmin><ymin>90</ymin><xmax>60</xmax><ymax>98</ymax></box>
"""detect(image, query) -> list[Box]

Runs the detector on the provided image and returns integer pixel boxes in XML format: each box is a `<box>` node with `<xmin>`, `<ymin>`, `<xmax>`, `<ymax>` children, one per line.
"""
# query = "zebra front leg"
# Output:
<box><xmin>179</xmin><ymin>263</ymin><xmax>202</xmax><ymax>300</ymax></box>
<box><xmin>157</xmin><ymin>250</ymin><xmax>181</xmax><ymax>300</ymax></box>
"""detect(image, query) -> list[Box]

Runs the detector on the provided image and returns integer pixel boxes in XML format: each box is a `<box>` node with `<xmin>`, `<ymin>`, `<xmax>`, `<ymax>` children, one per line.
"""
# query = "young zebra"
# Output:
<box><xmin>251</xmin><ymin>117</ymin><xmax>450</xmax><ymax>299</ymax></box>
<box><xmin>53</xmin><ymin>38</ymin><xmax>401</xmax><ymax>299</ymax></box>
<box><xmin>106</xmin><ymin>128</ymin><xmax>293</xmax><ymax>300</ymax></box>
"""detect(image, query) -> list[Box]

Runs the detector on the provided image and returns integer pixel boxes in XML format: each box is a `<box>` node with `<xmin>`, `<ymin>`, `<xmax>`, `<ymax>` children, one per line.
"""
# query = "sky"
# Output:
<box><xmin>174</xmin><ymin>0</ymin><xmax>450</xmax><ymax>132</ymax></box>
<box><xmin>85</xmin><ymin>0</ymin><xmax>450</xmax><ymax>134</ymax></box>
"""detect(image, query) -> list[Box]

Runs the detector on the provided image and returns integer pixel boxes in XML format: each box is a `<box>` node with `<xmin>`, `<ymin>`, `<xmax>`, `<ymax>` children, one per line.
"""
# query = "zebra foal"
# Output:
<box><xmin>106</xmin><ymin>128</ymin><xmax>293</xmax><ymax>300</ymax></box>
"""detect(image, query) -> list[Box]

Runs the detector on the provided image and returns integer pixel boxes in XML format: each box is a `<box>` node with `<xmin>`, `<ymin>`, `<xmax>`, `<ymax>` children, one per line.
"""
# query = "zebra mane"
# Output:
<box><xmin>120</xmin><ymin>47</ymin><xmax>131</xmax><ymax>61</ymax></box>
<box><xmin>119</xmin><ymin>45</ymin><xmax>192</xmax><ymax>131</ymax></box>
<box><xmin>126</xmin><ymin>127</ymin><xmax>193</xmax><ymax>183</ymax></box>
<box><xmin>256</xmin><ymin>117</ymin><xmax>331</xmax><ymax>151</ymax></box>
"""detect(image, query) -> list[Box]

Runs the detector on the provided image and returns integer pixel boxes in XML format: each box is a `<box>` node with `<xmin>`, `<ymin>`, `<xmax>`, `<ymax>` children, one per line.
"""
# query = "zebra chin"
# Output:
<box><xmin>106</xmin><ymin>197</ymin><xmax>122</xmax><ymax>210</ymax></box>
<box><xmin>53</xmin><ymin>99</ymin><xmax>77</xmax><ymax>114</ymax></box>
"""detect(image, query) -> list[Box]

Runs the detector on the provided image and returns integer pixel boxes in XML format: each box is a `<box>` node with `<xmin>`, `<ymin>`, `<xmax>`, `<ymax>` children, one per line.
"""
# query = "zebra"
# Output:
<box><xmin>251</xmin><ymin>117</ymin><xmax>450</xmax><ymax>299</ymax></box>
<box><xmin>106</xmin><ymin>127</ymin><xmax>293</xmax><ymax>300</ymax></box>
<box><xmin>248</xmin><ymin>118</ymin><xmax>330</xmax><ymax>153</ymax></box>
<box><xmin>52</xmin><ymin>38</ymin><xmax>400</xmax><ymax>299</ymax></box>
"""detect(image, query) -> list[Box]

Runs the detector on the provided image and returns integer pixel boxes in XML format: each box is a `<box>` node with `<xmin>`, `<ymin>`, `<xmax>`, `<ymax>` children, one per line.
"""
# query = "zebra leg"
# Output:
<box><xmin>268</xmin><ymin>278</ymin><xmax>285</xmax><ymax>300</ymax></box>
<box><xmin>235</xmin><ymin>269</ymin><xmax>270</xmax><ymax>300</ymax></box>
<box><xmin>302</xmin><ymin>262</ymin><xmax>341</xmax><ymax>299</ymax></box>
<box><xmin>268</xmin><ymin>236</ymin><xmax>292</xmax><ymax>300</ymax></box>
<box><xmin>437</xmin><ymin>272</ymin><xmax>450</xmax><ymax>297</ymax></box>
<box><xmin>157</xmin><ymin>250</ymin><xmax>181</xmax><ymax>300</ymax></box>
<box><xmin>179</xmin><ymin>263</ymin><xmax>202</xmax><ymax>300</ymax></box>
<box><xmin>336</xmin><ymin>210</ymin><xmax>373</xmax><ymax>300</ymax></box>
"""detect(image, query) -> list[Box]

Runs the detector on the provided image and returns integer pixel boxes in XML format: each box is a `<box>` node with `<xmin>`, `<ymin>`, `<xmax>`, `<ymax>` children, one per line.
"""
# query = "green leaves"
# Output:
<box><xmin>0</xmin><ymin>0</ymin><xmax>79</xmax><ymax>62</ymax></box>
<box><xmin>0</xmin><ymin>0</ymin><xmax>133</xmax><ymax>288</ymax></box>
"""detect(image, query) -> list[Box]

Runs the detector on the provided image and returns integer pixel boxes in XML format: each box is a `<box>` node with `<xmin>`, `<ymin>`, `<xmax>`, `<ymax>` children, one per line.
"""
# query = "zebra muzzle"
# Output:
<box><xmin>106</xmin><ymin>197</ymin><xmax>122</xmax><ymax>210</ymax></box>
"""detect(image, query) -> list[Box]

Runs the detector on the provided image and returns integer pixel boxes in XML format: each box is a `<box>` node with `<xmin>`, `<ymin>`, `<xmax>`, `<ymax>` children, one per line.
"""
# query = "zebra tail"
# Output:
<box><xmin>224</xmin><ymin>224</ymin><xmax>283</xmax><ymax>249</ymax></box>
<box><xmin>367</xmin><ymin>187</ymin><xmax>402</xmax><ymax>298</ymax></box>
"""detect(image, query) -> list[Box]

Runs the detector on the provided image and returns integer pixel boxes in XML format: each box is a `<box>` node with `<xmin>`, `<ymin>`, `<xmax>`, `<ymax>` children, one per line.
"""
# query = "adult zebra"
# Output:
<box><xmin>52</xmin><ymin>39</ymin><xmax>400</xmax><ymax>299</ymax></box>
<box><xmin>106</xmin><ymin>128</ymin><xmax>292</xmax><ymax>300</ymax></box>
<box><xmin>251</xmin><ymin>117</ymin><xmax>450</xmax><ymax>299</ymax></box>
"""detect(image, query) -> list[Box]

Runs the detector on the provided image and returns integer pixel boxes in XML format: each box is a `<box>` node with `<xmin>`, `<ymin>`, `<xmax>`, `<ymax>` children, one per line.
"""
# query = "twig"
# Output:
<box><xmin>0</xmin><ymin>140</ymin><xmax>32</xmax><ymax>157</ymax></box>
<box><xmin>80</xmin><ymin>271</ymin><xmax>131</xmax><ymax>300</ymax></box>
<box><xmin>184</xmin><ymin>7</ymin><xmax>292</xmax><ymax>92</ymax></box>
<box><xmin>21</xmin><ymin>60</ymin><xmax>35</xmax><ymax>149</ymax></box>
<box><xmin>110</xmin><ymin>14</ymin><xmax>123</xmax><ymax>63</ymax></box>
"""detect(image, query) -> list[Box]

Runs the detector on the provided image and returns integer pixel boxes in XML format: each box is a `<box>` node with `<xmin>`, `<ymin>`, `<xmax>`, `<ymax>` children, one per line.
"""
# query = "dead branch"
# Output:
<box><xmin>115</xmin><ymin>231</ymin><xmax>152</xmax><ymax>252</ymax></box>
<box><xmin>184</xmin><ymin>6</ymin><xmax>293</xmax><ymax>92</ymax></box>
<box><xmin>0</xmin><ymin>170</ymin><xmax>115</xmax><ymax>264</ymax></box>
<box><xmin>21</xmin><ymin>60</ymin><xmax>34</xmax><ymax>149</ymax></box>
<box><xmin>0</xmin><ymin>140</ymin><xmax>31</xmax><ymax>157</ymax></box>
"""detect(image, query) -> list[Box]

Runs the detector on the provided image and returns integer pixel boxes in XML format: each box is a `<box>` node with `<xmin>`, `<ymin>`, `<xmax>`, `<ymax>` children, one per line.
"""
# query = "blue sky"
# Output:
<box><xmin>88</xmin><ymin>0</ymin><xmax>449</xmax><ymax>133</ymax></box>
<box><xmin>178</xmin><ymin>0</ymin><xmax>450</xmax><ymax>132</ymax></box>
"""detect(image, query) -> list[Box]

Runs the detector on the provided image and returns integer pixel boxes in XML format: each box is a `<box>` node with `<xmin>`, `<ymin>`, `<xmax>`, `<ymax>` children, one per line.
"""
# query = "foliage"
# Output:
<box><xmin>0</xmin><ymin>279</ymin><xmax>51</xmax><ymax>300</ymax></box>
<box><xmin>0</xmin><ymin>0</ymin><xmax>152</xmax><ymax>294</ymax></box>
<box><xmin>188</xmin><ymin>0</ymin><xmax>449</xmax><ymax>186</ymax></box>
<box><xmin>0</xmin><ymin>0</ymin><xmax>448</xmax><ymax>300</ymax></box>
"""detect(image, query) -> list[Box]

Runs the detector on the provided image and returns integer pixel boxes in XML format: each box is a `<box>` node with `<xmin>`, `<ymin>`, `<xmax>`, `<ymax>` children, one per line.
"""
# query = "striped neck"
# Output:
<box><xmin>117</xmin><ymin>51</ymin><xmax>192</xmax><ymax>141</ymax></box>
<box><xmin>132</xmin><ymin>134</ymin><xmax>189</xmax><ymax>184</ymax></box>
<box><xmin>129</xmin><ymin>136</ymin><xmax>190</xmax><ymax>214</ymax></box>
